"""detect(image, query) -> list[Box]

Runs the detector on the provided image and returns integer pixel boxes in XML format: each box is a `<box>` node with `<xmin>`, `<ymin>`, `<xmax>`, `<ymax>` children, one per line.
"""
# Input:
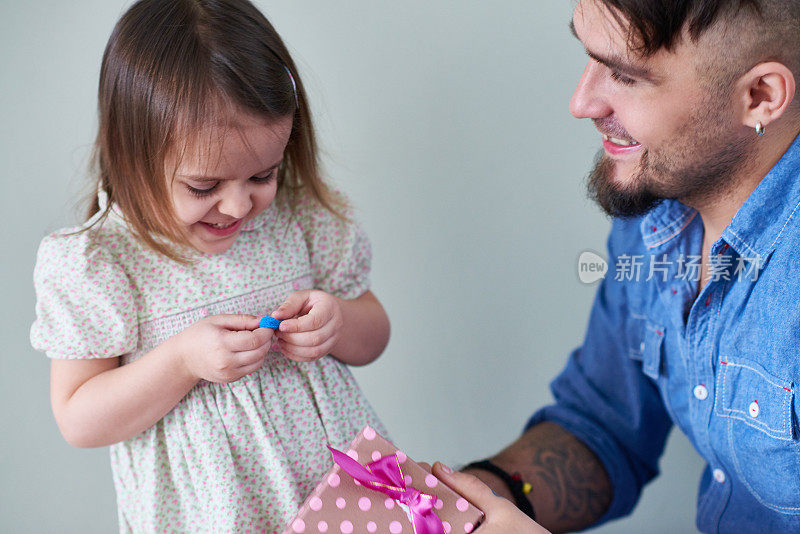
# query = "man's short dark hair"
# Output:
<box><xmin>597</xmin><ymin>0</ymin><xmax>761</xmax><ymax>55</ymax></box>
<box><xmin>595</xmin><ymin>0</ymin><xmax>800</xmax><ymax>98</ymax></box>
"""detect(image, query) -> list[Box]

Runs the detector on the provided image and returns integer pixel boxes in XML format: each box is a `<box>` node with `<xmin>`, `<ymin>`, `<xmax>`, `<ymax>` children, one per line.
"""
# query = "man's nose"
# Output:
<box><xmin>569</xmin><ymin>61</ymin><xmax>612</xmax><ymax>119</ymax></box>
<box><xmin>218</xmin><ymin>185</ymin><xmax>252</xmax><ymax>219</ymax></box>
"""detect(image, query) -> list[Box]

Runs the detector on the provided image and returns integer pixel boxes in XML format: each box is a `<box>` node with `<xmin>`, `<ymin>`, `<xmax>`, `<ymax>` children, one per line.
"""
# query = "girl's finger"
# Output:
<box><xmin>234</xmin><ymin>346</ymin><xmax>270</xmax><ymax>368</ymax></box>
<box><xmin>208</xmin><ymin>313</ymin><xmax>261</xmax><ymax>331</ymax></box>
<box><xmin>279</xmin><ymin>337</ymin><xmax>336</xmax><ymax>362</ymax></box>
<box><xmin>270</xmin><ymin>291</ymin><xmax>310</xmax><ymax>321</ymax></box>
<box><xmin>276</xmin><ymin>321</ymin><xmax>336</xmax><ymax>348</ymax></box>
<box><xmin>234</xmin><ymin>356</ymin><xmax>268</xmax><ymax>377</ymax></box>
<box><xmin>226</xmin><ymin>328</ymin><xmax>273</xmax><ymax>352</ymax></box>
<box><xmin>278</xmin><ymin>304</ymin><xmax>330</xmax><ymax>334</ymax></box>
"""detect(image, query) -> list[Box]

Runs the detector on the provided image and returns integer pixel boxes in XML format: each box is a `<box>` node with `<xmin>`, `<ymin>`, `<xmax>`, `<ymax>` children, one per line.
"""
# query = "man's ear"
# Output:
<box><xmin>735</xmin><ymin>61</ymin><xmax>796</xmax><ymax>130</ymax></box>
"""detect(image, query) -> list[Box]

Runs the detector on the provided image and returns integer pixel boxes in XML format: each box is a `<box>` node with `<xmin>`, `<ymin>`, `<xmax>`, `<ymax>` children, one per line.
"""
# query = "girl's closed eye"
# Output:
<box><xmin>186</xmin><ymin>182</ymin><xmax>219</xmax><ymax>197</ymax></box>
<box><xmin>185</xmin><ymin>170</ymin><xmax>276</xmax><ymax>198</ymax></box>
<box><xmin>249</xmin><ymin>169</ymin><xmax>277</xmax><ymax>184</ymax></box>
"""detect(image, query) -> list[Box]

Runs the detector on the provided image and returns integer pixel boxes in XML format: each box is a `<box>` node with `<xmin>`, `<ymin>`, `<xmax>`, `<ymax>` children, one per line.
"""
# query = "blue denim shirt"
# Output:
<box><xmin>529</xmin><ymin>134</ymin><xmax>800</xmax><ymax>533</ymax></box>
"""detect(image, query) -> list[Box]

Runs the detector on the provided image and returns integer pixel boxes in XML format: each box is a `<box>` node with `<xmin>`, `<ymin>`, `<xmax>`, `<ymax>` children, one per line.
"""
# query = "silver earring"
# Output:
<box><xmin>755</xmin><ymin>121</ymin><xmax>765</xmax><ymax>136</ymax></box>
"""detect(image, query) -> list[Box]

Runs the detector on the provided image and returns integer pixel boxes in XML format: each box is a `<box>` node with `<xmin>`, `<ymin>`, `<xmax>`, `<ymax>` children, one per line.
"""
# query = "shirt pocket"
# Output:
<box><xmin>714</xmin><ymin>357</ymin><xmax>800</xmax><ymax>514</ymax></box>
<box><xmin>629</xmin><ymin>319</ymin><xmax>666</xmax><ymax>381</ymax></box>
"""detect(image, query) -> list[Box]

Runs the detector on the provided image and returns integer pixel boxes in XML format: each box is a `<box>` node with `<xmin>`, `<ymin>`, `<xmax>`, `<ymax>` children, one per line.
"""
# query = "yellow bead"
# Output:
<box><xmin>522</xmin><ymin>482</ymin><xmax>532</xmax><ymax>494</ymax></box>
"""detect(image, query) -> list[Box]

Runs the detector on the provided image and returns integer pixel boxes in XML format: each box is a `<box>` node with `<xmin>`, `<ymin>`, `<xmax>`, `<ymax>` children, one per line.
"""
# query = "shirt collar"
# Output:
<box><xmin>722</xmin><ymin>132</ymin><xmax>800</xmax><ymax>259</ymax></box>
<box><xmin>640</xmin><ymin>200</ymin><xmax>697</xmax><ymax>250</ymax></box>
<box><xmin>640</xmin><ymin>131</ymin><xmax>800</xmax><ymax>257</ymax></box>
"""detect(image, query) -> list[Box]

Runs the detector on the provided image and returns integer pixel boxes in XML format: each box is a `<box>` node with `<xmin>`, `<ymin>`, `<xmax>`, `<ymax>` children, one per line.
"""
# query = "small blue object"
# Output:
<box><xmin>259</xmin><ymin>316</ymin><xmax>282</xmax><ymax>329</ymax></box>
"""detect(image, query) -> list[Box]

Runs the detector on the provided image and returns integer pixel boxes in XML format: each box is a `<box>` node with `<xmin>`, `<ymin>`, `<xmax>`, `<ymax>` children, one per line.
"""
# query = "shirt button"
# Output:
<box><xmin>749</xmin><ymin>401</ymin><xmax>760</xmax><ymax>418</ymax></box>
<box><xmin>713</xmin><ymin>468</ymin><xmax>726</xmax><ymax>484</ymax></box>
<box><xmin>693</xmin><ymin>385</ymin><xmax>708</xmax><ymax>400</ymax></box>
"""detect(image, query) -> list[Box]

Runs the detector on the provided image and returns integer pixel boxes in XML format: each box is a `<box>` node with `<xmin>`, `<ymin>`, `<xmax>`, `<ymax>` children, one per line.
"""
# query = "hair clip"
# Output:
<box><xmin>284</xmin><ymin>66</ymin><xmax>299</xmax><ymax>107</ymax></box>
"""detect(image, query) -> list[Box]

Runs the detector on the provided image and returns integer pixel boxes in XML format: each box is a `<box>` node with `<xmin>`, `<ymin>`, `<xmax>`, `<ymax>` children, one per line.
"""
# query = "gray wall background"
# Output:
<box><xmin>1</xmin><ymin>1</ymin><xmax>704</xmax><ymax>532</ymax></box>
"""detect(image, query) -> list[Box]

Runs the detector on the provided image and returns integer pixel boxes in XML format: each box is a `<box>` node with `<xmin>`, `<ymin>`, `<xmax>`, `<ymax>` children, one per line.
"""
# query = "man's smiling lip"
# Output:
<box><xmin>601</xmin><ymin>134</ymin><xmax>642</xmax><ymax>156</ymax></box>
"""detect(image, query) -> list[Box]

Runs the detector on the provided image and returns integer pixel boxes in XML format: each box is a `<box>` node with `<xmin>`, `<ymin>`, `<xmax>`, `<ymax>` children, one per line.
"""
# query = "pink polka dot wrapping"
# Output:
<box><xmin>281</xmin><ymin>426</ymin><xmax>484</xmax><ymax>534</ymax></box>
<box><xmin>309</xmin><ymin>497</ymin><xmax>323</xmax><ymax>512</ymax></box>
<box><xmin>456</xmin><ymin>498</ymin><xmax>469</xmax><ymax>512</ymax></box>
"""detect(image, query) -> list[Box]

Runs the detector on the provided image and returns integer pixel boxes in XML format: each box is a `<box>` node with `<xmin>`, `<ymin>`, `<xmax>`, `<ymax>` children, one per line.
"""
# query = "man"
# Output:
<box><xmin>434</xmin><ymin>0</ymin><xmax>800</xmax><ymax>532</ymax></box>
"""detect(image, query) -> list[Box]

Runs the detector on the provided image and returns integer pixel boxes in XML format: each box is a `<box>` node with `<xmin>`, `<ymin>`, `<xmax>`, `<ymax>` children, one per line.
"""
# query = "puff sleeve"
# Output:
<box><xmin>30</xmin><ymin>231</ymin><xmax>138</xmax><ymax>359</ymax></box>
<box><xmin>298</xmin><ymin>192</ymin><xmax>372</xmax><ymax>300</ymax></box>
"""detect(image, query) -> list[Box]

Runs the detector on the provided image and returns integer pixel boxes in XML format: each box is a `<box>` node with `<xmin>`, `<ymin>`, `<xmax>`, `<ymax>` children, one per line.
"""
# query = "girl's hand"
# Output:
<box><xmin>431</xmin><ymin>463</ymin><xmax>551</xmax><ymax>534</ymax></box>
<box><xmin>270</xmin><ymin>290</ymin><xmax>343</xmax><ymax>362</ymax></box>
<box><xmin>175</xmin><ymin>314</ymin><xmax>274</xmax><ymax>383</ymax></box>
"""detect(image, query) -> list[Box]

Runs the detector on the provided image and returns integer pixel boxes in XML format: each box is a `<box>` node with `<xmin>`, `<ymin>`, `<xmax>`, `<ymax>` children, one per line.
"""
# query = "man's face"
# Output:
<box><xmin>570</xmin><ymin>0</ymin><xmax>751</xmax><ymax>217</ymax></box>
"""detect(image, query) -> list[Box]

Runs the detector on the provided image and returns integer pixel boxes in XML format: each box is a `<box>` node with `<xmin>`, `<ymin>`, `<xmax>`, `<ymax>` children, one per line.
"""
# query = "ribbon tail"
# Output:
<box><xmin>411</xmin><ymin>509</ymin><xmax>446</xmax><ymax>534</ymax></box>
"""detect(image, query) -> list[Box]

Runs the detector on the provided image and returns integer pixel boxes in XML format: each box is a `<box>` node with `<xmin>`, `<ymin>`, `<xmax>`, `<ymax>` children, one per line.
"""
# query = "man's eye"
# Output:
<box><xmin>610</xmin><ymin>70</ymin><xmax>636</xmax><ymax>86</ymax></box>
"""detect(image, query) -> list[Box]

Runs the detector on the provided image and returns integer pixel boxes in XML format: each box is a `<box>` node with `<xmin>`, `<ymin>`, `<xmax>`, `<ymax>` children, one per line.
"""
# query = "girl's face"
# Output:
<box><xmin>170</xmin><ymin>110</ymin><xmax>293</xmax><ymax>255</ymax></box>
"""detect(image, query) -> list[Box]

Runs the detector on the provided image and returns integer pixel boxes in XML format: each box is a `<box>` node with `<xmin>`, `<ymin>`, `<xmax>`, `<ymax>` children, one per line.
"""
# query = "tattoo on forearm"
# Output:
<box><xmin>496</xmin><ymin>422</ymin><xmax>612</xmax><ymax>532</ymax></box>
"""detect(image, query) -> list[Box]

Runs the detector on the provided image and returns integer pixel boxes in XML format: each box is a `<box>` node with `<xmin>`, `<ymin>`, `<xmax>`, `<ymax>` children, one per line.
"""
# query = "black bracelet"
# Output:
<box><xmin>464</xmin><ymin>459</ymin><xmax>536</xmax><ymax>521</ymax></box>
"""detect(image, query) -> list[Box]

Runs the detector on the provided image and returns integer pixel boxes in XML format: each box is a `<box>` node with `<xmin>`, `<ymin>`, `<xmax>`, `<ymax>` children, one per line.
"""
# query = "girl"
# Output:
<box><xmin>30</xmin><ymin>0</ymin><xmax>390</xmax><ymax>532</ymax></box>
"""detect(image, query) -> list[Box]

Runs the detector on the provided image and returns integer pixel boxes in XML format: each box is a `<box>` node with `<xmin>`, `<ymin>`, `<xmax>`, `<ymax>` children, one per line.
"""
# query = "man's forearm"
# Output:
<box><xmin>465</xmin><ymin>422</ymin><xmax>612</xmax><ymax>533</ymax></box>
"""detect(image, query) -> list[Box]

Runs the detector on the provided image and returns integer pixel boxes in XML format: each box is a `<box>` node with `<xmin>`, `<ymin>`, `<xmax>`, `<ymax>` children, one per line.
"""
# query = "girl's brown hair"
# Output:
<box><xmin>86</xmin><ymin>0</ymin><xmax>343</xmax><ymax>260</ymax></box>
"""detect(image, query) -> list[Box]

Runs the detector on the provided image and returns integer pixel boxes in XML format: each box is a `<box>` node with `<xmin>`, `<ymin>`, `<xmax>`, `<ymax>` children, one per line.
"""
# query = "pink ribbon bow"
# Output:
<box><xmin>328</xmin><ymin>446</ymin><xmax>445</xmax><ymax>534</ymax></box>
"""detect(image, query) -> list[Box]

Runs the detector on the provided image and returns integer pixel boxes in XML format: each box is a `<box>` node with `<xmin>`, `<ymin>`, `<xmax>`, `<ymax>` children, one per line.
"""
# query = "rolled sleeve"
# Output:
<box><xmin>527</xmin><ymin>219</ymin><xmax>673</xmax><ymax>526</ymax></box>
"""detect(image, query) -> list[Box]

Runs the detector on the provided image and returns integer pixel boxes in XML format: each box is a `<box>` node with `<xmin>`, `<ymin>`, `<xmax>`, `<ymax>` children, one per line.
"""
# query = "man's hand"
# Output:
<box><xmin>466</xmin><ymin>422</ymin><xmax>612</xmax><ymax>532</ymax></box>
<box><xmin>432</xmin><ymin>463</ymin><xmax>551</xmax><ymax>533</ymax></box>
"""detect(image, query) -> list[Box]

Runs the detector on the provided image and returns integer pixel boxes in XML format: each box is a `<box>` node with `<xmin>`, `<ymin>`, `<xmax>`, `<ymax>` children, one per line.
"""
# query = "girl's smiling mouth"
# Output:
<box><xmin>199</xmin><ymin>219</ymin><xmax>243</xmax><ymax>236</ymax></box>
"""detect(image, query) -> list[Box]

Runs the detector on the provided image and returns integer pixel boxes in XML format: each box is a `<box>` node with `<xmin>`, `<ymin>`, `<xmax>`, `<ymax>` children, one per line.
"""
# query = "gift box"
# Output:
<box><xmin>283</xmin><ymin>426</ymin><xmax>484</xmax><ymax>534</ymax></box>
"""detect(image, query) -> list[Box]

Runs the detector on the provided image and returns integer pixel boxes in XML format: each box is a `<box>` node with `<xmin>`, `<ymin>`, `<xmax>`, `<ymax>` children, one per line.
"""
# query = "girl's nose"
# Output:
<box><xmin>569</xmin><ymin>61</ymin><xmax>612</xmax><ymax>120</ymax></box>
<box><xmin>218</xmin><ymin>185</ymin><xmax>252</xmax><ymax>219</ymax></box>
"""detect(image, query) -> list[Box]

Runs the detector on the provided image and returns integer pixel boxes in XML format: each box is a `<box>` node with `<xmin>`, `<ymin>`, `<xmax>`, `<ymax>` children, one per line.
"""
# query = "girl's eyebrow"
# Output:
<box><xmin>179</xmin><ymin>160</ymin><xmax>283</xmax><ymax>182</ymax></box>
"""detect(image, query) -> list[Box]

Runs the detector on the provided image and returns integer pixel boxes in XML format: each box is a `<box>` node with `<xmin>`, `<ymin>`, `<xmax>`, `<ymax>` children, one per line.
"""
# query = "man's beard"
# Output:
<box><xmin>587</xmin><ymin>106</ymin><xmax>753</xmax><ymax>218</ymax></box>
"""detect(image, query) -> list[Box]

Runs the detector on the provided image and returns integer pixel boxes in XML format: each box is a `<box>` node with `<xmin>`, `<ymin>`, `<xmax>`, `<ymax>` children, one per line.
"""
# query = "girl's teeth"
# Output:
<box><xmin>210</xmin><ymin>222</ymin><xmax>235</xmax><ymax>228</ymax></box>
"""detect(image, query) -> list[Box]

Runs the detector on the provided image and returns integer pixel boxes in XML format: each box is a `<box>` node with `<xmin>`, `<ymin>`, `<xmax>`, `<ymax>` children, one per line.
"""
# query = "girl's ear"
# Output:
<box><xmin>735</xmin><ymin>61</ymin><xmax>796</xmax><ymax>131</ymax></box>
